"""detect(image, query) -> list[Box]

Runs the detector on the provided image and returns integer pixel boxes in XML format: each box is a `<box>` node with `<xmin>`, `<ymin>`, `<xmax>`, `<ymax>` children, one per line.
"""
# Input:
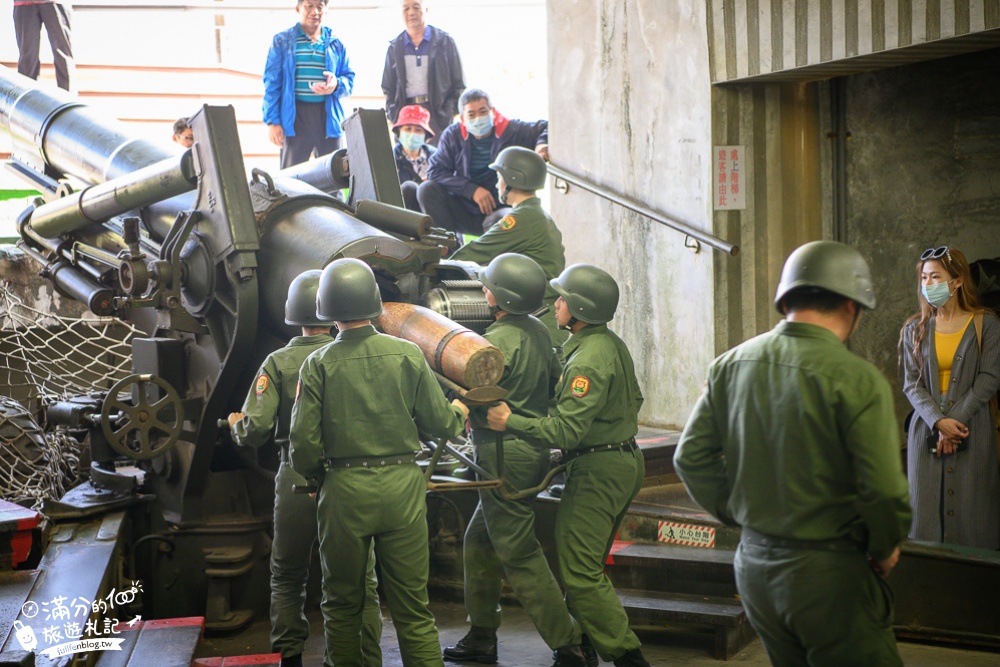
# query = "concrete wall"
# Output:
<box><xmin>842</xmin><ymin>48</ymin><xmax>1000</xmax><ymax>420</ymax></box>
<box><xmin>546</xmin><ymin>1</ymin><xmax>714</xmax><ymax>430</ymax></box>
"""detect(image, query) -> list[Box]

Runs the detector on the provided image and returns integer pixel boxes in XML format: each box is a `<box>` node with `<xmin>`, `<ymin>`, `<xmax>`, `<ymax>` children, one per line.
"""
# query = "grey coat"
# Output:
<box><xmin>902</xmin><ymin>311</ymin><xmax>1000</xmax><ymax>549</ymax></box>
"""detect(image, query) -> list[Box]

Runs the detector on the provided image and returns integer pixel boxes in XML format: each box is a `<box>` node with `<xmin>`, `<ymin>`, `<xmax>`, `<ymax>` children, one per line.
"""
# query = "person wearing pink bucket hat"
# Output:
<box><xmin>392</xmin><ymin>104</ymin><xmax>438</xmax><ymax>211</ymax></box>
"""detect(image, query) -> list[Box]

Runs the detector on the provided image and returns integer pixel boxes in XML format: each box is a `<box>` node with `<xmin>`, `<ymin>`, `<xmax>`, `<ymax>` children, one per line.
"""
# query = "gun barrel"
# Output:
<box><xmin>28</xmin><ymin>152</ymin><xmax>197</xmax><ymax>238</ymax></box>
<box><xmin>0</xmin><ymin>65</ymin><xmax>174</xmax><ymax>185</ymax></box>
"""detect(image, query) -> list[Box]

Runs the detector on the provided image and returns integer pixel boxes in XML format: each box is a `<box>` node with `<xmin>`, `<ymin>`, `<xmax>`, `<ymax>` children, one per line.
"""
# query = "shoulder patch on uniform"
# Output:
<box><xmin>498</xmin><ymin>215</ymin><xmax>517</xmax><ymax>230</ymax></box>
<box><xmin>255</xmin><ymin>374</ymin><xmax>269</xmax><ymax>395</ymax></box>
<box><xmin>570</xmin><ymin>375</ymin><xmax>590</xmax><ymax>397</ymax></box>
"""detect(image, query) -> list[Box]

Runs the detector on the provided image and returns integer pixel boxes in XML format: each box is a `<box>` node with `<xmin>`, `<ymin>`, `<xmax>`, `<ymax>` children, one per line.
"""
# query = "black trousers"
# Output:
<box><xmin>14</xmin><ymin>1</ymin><xmax>73</xmax><ymax>91</ymax></box>
<box><xmin>416</xmin><ymin>180</ymin><xmax>510</xmax><ymax>236</ymax></box>
<box><xmin>400</xmin><ymin>181</ymin><xmax>420</xmax><ymax>212</ymax></box>
<box><xmin>280</xmin><ymin>100</ymin><xmax>343</xmax><ymax>169</ymax></box>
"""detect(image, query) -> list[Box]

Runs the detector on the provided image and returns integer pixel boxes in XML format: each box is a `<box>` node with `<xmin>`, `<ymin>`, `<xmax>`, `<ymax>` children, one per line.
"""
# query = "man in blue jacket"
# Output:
<box><xmin>417</xmin><ymin>88</ymin><xmax>548</xmax><ymax>236</ymax></box>
<box><xmin>263</xmin><ymin>0</ymin><xmax>355</xmax><ymax>169</ymax></box>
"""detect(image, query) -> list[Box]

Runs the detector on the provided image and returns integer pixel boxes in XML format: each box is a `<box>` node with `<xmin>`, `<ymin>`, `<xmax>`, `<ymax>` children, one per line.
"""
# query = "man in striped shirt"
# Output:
<box><xmin>263</xmin><ymin>0</ymin><xmax>355</xmax><ymax>169</ymax></box>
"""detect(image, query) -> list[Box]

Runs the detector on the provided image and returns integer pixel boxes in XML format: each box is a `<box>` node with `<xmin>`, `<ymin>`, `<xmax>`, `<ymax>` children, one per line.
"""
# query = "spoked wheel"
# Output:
<box><xmin>101</xmin><ymin>374</ymin><xmax>183</xmax><ymax>460</ymax></box>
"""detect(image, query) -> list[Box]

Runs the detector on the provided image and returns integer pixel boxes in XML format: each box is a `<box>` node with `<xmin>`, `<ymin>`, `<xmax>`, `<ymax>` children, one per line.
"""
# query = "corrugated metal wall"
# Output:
<box><xmin>708</xmin><ymin>0</ymin><xmax>1000</xmax><ymax>83</ymax></box>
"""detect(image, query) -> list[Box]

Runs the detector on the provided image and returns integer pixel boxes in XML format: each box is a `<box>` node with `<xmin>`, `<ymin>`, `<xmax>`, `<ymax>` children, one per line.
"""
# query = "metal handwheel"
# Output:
<box><xmin>101</xmin><ymin>374</ymin><xmax>184</xmax><ymax>460</ymax></box>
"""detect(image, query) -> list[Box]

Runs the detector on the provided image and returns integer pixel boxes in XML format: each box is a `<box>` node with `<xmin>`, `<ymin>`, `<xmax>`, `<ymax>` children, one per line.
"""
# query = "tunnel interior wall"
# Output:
<box><xmin>840</xmin><ymin>48</ymin><xmax>1000</xmax><ymax>424</ymax></box>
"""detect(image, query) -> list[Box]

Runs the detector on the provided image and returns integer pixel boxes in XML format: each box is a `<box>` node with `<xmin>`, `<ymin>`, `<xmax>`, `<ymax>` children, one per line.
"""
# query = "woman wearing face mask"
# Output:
<box><xmin>392</xmin><ymin>104</ymin><xmax>437</xmax><ymax>211</ymax></box>
<box><xmin>899</xmin><ymin>245</ymin><xmax>1000</xmax><ymax>549</ymax></box>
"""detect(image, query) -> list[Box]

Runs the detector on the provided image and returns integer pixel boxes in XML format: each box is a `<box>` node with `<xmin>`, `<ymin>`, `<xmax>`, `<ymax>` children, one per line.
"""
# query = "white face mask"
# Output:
<box><xmin>922</xmin><ymin>280</ymin><xmax>955</xmax><ymax>308</ymax></box>
<box><xmin>465</xmin><ymin>113</ymin><xmax>494</xmax><ymax>137</ymax></box>
<box><xmin>398</xmin><ymin>130</ymin><xmax>425</xmax><ymax>152</ymax></box>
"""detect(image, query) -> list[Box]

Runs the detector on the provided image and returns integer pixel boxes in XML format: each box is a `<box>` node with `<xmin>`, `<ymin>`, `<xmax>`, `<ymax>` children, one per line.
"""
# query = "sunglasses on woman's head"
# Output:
<box><xmin>920</xmin><ymin>246</ymin><xmax>951</xmax><ymax>262</ymax></box>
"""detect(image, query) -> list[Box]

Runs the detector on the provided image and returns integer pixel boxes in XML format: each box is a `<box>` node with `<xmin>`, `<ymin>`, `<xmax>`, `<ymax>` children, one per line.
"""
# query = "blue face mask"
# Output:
<box><xmin>465</xmin><ymin>113</ymin><xmax>494</xmax><ymax>138</ymax></box>
<box><xmin>922</xmin><ymin>280</ymin><xmax>954</xmax><ymax>308</ymax></box>
<box><xmin>398</xmin><ymin>131</ymin><xmax>424</xmax><ymax>153</ymax></box>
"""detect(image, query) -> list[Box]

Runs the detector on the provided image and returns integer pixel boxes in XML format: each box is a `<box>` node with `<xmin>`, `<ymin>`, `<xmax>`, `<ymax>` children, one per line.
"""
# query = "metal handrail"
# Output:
<box><xmin>547</xmin><ymin>163</ymin><xmax>739</xmax><ymax>256</ymax></box>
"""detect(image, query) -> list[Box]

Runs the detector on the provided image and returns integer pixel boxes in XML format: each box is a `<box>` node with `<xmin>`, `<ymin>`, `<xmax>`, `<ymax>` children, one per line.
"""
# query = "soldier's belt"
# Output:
<box><xmin>324</xmin><ymin>453</ymin><xmax>418</xmax><ymax>469</ymax></box>
<box><xmin>563</xmin><ymin>437</ymin><xmax>637</xmax><ymax>462</ymax></box>
<box><xmin>741</xmin><ymin>526</ymin><xmax>863</xmax><ymax>553</ymax></box>
<box><xmin>407</xmin><ymin>95</ymin><xmax>430</xmax><ymax>104</ymax></box>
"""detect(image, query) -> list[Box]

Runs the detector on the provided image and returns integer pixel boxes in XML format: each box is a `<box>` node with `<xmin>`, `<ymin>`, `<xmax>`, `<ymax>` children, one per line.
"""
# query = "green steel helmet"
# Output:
<box><xmin>550</xmin><ymin>264</ymin><xmax>620</xmax><ymax>324</ymax></box>
<box><xmin>489</xmin><ymin>146</ymin><xmax>547</xmax><ymax>191</ymax></box>
<box><xmin>284</xmin><ymin>269</ymin><xmax>326</xmax><ymax>326</ymax></box>
<box><xmin>316</xmin><ymin>258</ymin><xmax>383</xmax><ymax>322</ymax></box>
<box><xmin>480</xmin><ymin>253</ymin><xmax>546</xmax><ymax>315</ymax></box>
<box><xmin>774</xmin><ymin>240</ymin><xmax>876</xmax><ymax>312</ymax></box>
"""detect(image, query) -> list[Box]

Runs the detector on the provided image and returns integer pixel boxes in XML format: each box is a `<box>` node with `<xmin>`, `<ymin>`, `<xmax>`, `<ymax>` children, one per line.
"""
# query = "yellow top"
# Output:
<box><xmin>935</xmin><ymin>315</ymin><xmax>973</xmax><ymax>394</ymax></box>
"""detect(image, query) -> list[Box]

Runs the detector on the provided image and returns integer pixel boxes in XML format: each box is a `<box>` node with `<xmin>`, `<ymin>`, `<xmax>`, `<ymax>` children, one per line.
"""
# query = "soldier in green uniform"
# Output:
<box><xmin>289</xmin><ymin>258</ymin><xmax>469</xmax><ymax>667</ymax></box>
<box><xmin>450</xmin><ymin>146</ymin><xmax>567</xmax><ymax>345</ymax></box>
<box><xmin>443</xmin><ymin>254</ymin><xmax>589</xmax><ymax>667</ymax></box>
<box><xmin>227</xmin><ymin>270</ymin><xmax>382</xmax><ymax>667</ymax></box>
<box><xmin>487</xmin><ymin>264</ymin><xmax>651</xmax><ymax>667</ymax></box>
<box><xmin>673</xmin><ymin>241</ymin><xmax>912</xmax><ymax>667</ymax></box>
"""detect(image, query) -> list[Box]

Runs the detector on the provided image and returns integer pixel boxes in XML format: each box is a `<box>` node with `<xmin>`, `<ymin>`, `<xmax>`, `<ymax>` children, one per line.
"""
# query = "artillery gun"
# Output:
<box><xmin>0</xmin><ymin>65</ymin><xmax>502</xmax><ymax>656</ymax></box>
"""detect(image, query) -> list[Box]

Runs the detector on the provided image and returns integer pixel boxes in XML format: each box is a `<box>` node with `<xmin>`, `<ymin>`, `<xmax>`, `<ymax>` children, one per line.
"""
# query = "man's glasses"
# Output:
<box><xmin>920</xmin><ymin>246</ymin><xmax>951</xmax><ymax>262</ymax></box>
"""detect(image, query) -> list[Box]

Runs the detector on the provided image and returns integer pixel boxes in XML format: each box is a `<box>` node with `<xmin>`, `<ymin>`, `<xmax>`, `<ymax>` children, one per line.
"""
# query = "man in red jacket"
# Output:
<box><xmin>417</xmin><ymin>88</ymin><xmax>548</xmax><ymax>236</ymax></box>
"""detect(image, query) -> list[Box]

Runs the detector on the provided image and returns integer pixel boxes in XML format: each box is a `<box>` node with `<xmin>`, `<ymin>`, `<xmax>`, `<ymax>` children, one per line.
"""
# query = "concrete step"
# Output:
<box><xmin>606</xmin><ymin>540</ymin><xmax>738</xmax><ymax>598</ymax></box>
<box><xmin>94</xmin><ymin>617</ymin><xmax>203</xmax><ymax>667</ymax></box>
<box><xmin>616</xmin><ymin>588</ymin><xmax>755</xmax><ymax>660</ymax></box>
<box><xmin>617</xmin><ymin>482</ymin><xmax>744</xmax><ymax>549</ymax></box>
<box><xmin>192</xmin><ymin>654</ymin><xmax>282</xmax><ymax>666</ymax></box>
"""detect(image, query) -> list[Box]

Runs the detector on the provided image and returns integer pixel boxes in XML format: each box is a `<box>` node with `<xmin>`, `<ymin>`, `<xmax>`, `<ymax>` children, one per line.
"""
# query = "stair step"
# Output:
<box><xmin>608</xmin><ymin>541</ymin><xmax>733</xmax><ymax>571</ymax></box>
<box><xmin>607</xmin><ymin>540</ymin><xmax>739</xmax><ymax>598</ymax></box>
<box><xmin>617</xmin><ymin>589</ymin><xmax>756</xmax><ymax>660</ymax></box>
<box><xmin>94</xmin><ymin>617</ymin><xmax>203</xmax><ymax>667</ymax></box>
<box><xmin>92</xmin><ymin>620</ymin><xmax>143</xmax><ymax>667</ymax></box>
<box><xmin>635</xmin><ymin>426</ymin><xmax>680</xmax><ymax>480</ymax></box>
<box><xmin>618</xmin><ymin>589</ymin><xmax>743</xmax><ymax>625</ymax></box>
<box><xmin>192</xmin><ymin>654</ymin><xmax>282</xmax><ymax>666</ymax></box>
<box><xmin>619</xmin><ymin>482</ymin><xmax>744</xmax><ymax>548</ymax></box>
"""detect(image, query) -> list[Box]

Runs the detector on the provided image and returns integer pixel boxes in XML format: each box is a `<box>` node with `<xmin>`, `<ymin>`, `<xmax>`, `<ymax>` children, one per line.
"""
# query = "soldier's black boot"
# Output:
<box><xmin>581</xmin><ymin>635</ymin><xmax>599</xmax><ymax>667</ymax></box>
<box><xmin>443</xmin><ymin>626</ymin><xmax>498</xmax><ymax>664</ymax></box>
<box><xmin>280</xmin><ymin>655</ymin><xmax>302</xmax><ymax>667</ymax></box>
<box><xmin>551</xmin><ymin>645</ymin><xmax>587</xmax><ymax>667</ymax></box>
<box><xmin>613</xmin><ymin>648</ymin><xmax>652</xmax><ymax>667</ymax></box>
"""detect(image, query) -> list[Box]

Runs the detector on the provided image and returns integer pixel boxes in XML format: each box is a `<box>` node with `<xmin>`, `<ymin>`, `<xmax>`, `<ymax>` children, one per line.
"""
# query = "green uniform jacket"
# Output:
<box><xmin>450</xmin><ymin>197</ymin><xmax>565</xmax><ymax>307</ymax></box>
<box><xmin>673</xmin><ymin>321</ymin><xmax>912</xmax><ymax>561</ymax></box>
<box><xmin>289</xmin><ymin>325</ymin><xmax>466</xmax><ymax>481</ymax></box>
<box><xmin>504</xmin><ymin>324</ymin><xmax>642</xmax><ymax>450</ymax></box>
<box><xmin>232</xmin><ymin>334</ymin><xmax>335</xmax><ymax>448</ymax></box>
<box><xmin>469</xmin><ymin>313</ymin><xmax>559</xmax><ymax>435</ymax></box>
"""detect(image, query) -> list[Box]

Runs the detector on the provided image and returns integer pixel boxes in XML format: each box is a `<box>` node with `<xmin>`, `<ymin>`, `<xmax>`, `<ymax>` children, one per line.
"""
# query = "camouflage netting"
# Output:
<box><xmin>1</xmin><ymin>281</ymin><xmax>141</xmax><ymax>510</ymax></box>
<box><xmin>0</xmin><ymin>396</ymin><xmax>82</xmax><ymax>511</ymax></box>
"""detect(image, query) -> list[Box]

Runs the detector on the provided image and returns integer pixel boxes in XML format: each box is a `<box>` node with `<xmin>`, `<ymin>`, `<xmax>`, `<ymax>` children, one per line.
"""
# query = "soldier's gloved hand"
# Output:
<box><xmin>487</xmin><ymin>401</ymin><xmax>511</xmax><ymax>432</ymax></box>
<box><xmin>227</xmin><ymin>412</ymin><xmax>246</xmax><ymax>429</ymax></box>
<box><xmin>451</xmin><ymin>399</ymin><xmax>470</xmax><ymax>421</ymax></box>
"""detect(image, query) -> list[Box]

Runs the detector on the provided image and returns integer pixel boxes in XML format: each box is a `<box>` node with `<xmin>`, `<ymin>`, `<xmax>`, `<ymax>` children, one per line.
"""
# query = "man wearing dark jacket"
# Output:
<box><xmin>382</xmin><ymin>0</ymin><xmax>464</xmax><ymax>142</ymax></box>
<box><xmin>417</xmin><ymin>88</ymin><xmax>548</xmax><ymax>236</ymax></box>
